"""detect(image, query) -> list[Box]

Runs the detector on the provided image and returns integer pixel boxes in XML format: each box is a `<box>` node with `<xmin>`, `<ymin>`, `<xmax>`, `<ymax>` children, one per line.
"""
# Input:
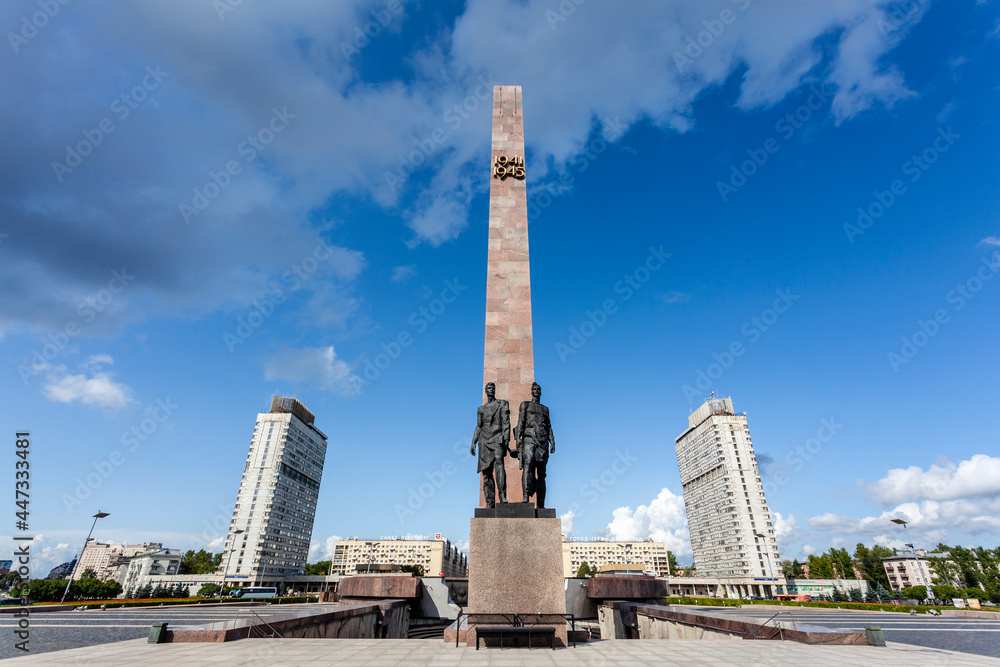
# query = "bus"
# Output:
<box><xmin>229</xmin><ymin>587</ymin><xmax>278</xmax><ymax>598</ymax></box>
<box><xmin>775</xmin><ymin>593</ymin><xmax>812</xmax><ymax>602</ymax></box>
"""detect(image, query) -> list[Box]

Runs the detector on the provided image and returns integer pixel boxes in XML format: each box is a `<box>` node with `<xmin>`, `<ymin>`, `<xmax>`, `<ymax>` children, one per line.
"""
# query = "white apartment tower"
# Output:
<box><xmin>675</xmin><ymin>397</ymin><xmax>780</xmax><ymax>579</ymax></box>
<box><xmin>221</xmin><ymin>397</ymin><xmax>327</xmax><ymax>582</ymax></box>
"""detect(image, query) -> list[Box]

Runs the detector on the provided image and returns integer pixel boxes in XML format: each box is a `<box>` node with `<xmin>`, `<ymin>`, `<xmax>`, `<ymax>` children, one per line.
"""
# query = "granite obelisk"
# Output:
<box><xmin>481</xmin><ymin>84</ymin><xmax>535</xmax><ymax>507</ymax></box>
<box><xmin>466</xmin><ymin>85</ymin><xmax>568</xmax><ymax>648</ymax></box>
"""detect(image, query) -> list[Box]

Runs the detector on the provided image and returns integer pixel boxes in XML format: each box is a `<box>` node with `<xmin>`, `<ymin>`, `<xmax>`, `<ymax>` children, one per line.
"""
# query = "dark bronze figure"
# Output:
<box><xmin>514</xmin><ymin>382</ymin><xmax>555</xmax><ymax>508</ymax></box>
<box><xmin>471</xmin><ymin>382</ymin><xmax>510</xmax><ymax>507</ymax></box>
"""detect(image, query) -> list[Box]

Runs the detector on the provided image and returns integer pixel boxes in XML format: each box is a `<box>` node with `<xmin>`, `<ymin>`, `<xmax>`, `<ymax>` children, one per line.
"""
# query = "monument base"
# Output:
<box><xmin>474</xmin><ymin>503</ymin><xmax>556</xmax><ymax>519</ymax></box>
<box><xmin>466</xmin><ymin>514</ymin><xmax>567</xmax><ymax>647</ymax></box>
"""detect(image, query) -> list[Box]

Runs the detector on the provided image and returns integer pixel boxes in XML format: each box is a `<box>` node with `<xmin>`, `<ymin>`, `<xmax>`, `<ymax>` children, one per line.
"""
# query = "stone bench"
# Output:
<box><xmin>475</xmin><ymin>625</ymin><xmax>555</xmax><ymax>650</ymax></box>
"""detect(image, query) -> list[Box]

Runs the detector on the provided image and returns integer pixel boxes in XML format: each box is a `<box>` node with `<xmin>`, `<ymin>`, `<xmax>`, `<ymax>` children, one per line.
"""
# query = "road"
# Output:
<box><xmin>0</xmin><ymin>605</ymin><xmax>286</xmax><ymax>659</ymax></box>
<box><xmin>700</xmin><ymin>605</ymin><xmax>1000</xmax><ymax>659</ymax></box>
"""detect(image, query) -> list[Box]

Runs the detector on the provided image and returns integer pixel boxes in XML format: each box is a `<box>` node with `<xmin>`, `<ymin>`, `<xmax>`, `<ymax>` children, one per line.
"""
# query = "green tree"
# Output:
<box><xmin>848</xmin><ymin>587</ymin><xmax>863</xmax><ymax>602</ymax></box>
<box><xmin>575</xmin><ymin>561</ymin><xmax>595</xmax><ymax>578</ymax></box>
<box><xmin>305</xmin><ymin>560</ymin><xmax>332</xmax><ymax>576</ymax></box>
<box><xmin>682</xmin><ymin>565</ymin><xmax>697</xmax><ymax>577</ymax></box>
<box><xmin>666</xmin><ymin>551</ymin><xmax>679</xmax><ymax>575</ymax></box>
<box><xmin>806</xmin><ymin>554</ymin><xmax>833</xmax><ymax>579</ymax></box>
<box><xmin>179</xmin><ymin>550</ymin><xmax>223</xmax><ymax>575</ymax></box>
<box><xmin>827</xmin><ymin>547</ymin><xmax>855</xmax><ymax>581</ymax></box>
<box><xmin>400</xmin><ymin>564</ymin><xmax>425</xmax><ymax>576</ymax></box>
<box><xmin>0</xmin><ymin>572</ymin><xmax>21</xmax><ymax>591</ymax></box>
<box><xmin>198</xmin><ymin>583</ymin><xmax>221</xmax><ymax>597</ymax></box>
<box><xmin>852</xmin><ymin>543</ymin><xmax>893</xmax><ymax>589</ymax></box>
<box><xmin>900</xmin><ymin>585</ymin><xmax>927</xmax><ymax>600</ymax></box>
<box><xmin>79</xmin><ymin>568</ymin><xmax>97</xmax><ymax>580</ymax></box>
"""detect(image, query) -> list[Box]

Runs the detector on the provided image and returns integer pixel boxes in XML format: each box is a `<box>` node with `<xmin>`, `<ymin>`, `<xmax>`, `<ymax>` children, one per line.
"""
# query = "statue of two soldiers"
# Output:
<box><xmin>471</xmin><ymin>382</ymin><xmax>555</xmax><ymax>508</ymax></box>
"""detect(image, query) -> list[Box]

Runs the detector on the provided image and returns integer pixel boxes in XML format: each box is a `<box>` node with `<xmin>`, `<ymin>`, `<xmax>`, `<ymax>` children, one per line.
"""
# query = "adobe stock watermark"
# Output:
<box><xmin>213</xmin><ymin>0</ymin><xmax>247</xmax><ymax>21</ymax></box>
<box><xmin>384</xmin><ymin>76</ymin><xmax>494</xmax><ymax>194</ymax></box>
<box><xmin>546</xmin><ymin>0</ymin><xmax>587</xmax><ymax>31</ymax></box>
<box><xmin>528</xmin><ymin>117</ymin><xmax>627</xmax><ymax>222</ymax></box>
<box><xmin>179</xmin><ymin>106</ymin><xmax>295</xmax><ymax>224</ymax></box>
<box><xmin>51</xmin><ymin>65</ymin><xmax>169</xmax><ymax>182</ymax></box>
<box><xmin>843</xmin><ymin>127</ymin><xmax>959</xmax><ymax>243</ymax></box>
<box><xmin>556</xmin><ymin>246</ymin><xmax>671</xmax><ymax>362</ymax></box>
<box><xmin>224</xmin><ymin>241</ymin><xmax>348</xmax><ymax>352</ymax></box>
<box><xmin>7</xmin><ymin>0</ymin><xmax>71</xmax><ymax>54</ymax></box>
<box><xmin>762</xmin><ymin>417</ymin><xmax>843</xmax><ymax>497</ymax></box>
<box><xmin>562</xmin><ymin>449</ymin><xmax>639</xmax><ymax>523</ymax></box>
<box><xmin>673</xmin><ymin>0</ymin><xmax>751</xmax><ymax>73</ymax></box>
<box><xmin>61</xmin><ymin>397</ymin><xmax>178</xmax><ymax>512</ymax></box>
<box><xmin>682</xmin><ymin>288</ymin><xmax>798</xmax><ymax>403</ymax></box>
<box><xmin>877</xmin><ymin>0</ymin><xmax>930</xmax><ymax>39</ymax></box>
<box><xmin>716</xmin><ymin>83</ymin><xmax>834</xmax><ymax>202</ymax></box>
<box><xmin>351</xmin><ymin>278</ymin><xmax>467</xmax><ymax>388</ymax></box>
<box><xmin>887</xmin><ymin>250</ymin><xmax>1000</xmax><ymax>372</ymax></box>
<box><xmin>340</xmin><ymin>0</ymin><xmax>403</xmax><ymax>60</ymax></box>
<box><xmin>394</xmin><ymin>436</ymin><xmax>466</xmax><ymax>524</ymax></box>
<box><xmin>17</xmin><ymin>268</ymin><xmax>135</xmax><ymax>385</ymax></box>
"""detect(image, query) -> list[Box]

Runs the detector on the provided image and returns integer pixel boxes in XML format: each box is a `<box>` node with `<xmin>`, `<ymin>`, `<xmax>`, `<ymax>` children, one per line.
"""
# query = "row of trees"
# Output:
<box><xmin>780</xmin><ymin>543</ymin><xmax>895</xmax><ymax>589</ymax></box>
<box><xmin>926</xmin><ymin>544</ymin><xmax>1000</xmax><ymax>603</ymax></box>
<box><xmin>123</xmin><ymin>582</ymin><xmax>192</xmax><ymax>599</ymax></box>
<box><xmin>11</xmin><ymin>572</ymin><xmax>122</xmax><ymax>602</ymax></box>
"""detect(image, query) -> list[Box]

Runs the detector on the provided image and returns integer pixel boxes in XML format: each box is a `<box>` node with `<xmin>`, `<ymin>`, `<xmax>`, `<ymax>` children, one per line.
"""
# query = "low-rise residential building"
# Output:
<box><xmin>75</xmin><ymin>541</ymin><xmax>163</xmax><ymax>580</ymax></box>
<box><xmin>116</xmin><ymin>548</ymin><xmax>184</xmax><ymax>594</ymax></box>
<box><xmin>882</xmin><ymin>550</ymin><xmax>934</xmax><ymax>591</ymax></box>
<box><xmin>563</xmin><ymin>540</ymin><xmax>672</xmax><ymax>577</ymax></box>
<box><xmin>329</xmin><ymin>538</ymin><xmax>467</xmax><ymax>577</ymax></box>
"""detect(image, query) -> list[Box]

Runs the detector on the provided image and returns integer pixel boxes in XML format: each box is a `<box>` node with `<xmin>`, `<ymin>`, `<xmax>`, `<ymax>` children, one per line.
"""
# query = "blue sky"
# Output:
<box><xmin>2</xmin><ymin>0</ymin><xmax>999</xmax><ymax>574</ymax></box>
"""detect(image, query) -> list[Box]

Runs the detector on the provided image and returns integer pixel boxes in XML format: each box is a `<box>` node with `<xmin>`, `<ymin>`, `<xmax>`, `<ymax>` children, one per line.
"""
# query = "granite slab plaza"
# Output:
<box><xmin>5</xmin><ymin>637</ymin><xmax>1000</xmax><ymax>665</ymax></box>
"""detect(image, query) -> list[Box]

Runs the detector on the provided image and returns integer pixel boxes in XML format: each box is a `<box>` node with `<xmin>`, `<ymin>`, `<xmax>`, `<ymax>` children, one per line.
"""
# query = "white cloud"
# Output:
<box><xmin>264</xmin><ymin>346</ymin><xmax>360</xmax><ymax>396</ymax></box>
<box><xmin>42</xmin><ymin>357</ymin><xmax>135</xmax><ymax>412</ymax></box>
<box><xmin>391</xmin><ymin>265</ymin><xmax>416</xmax><ymax>283</ymax></box>
<box><xmin>979</xmin><ymin>236</ymin><xmax>1000</xmax><ymax>248</ymax></box>
<box><xmin>867</xmin><ymin>455</ymin><xmax>1000</xmax><ymax>504</ymax></box>
<box><xmin>802</xmin><ymin>543</ymin><xmax>816</xmax><ymax>556</ymax></box>
<box><xmin>560</xmin><ymin>510</ymin><xmax>576</xmax><ymax>537</ymax></box>
<box><xmin>0</xmin><ymin>0</ymin><xmax>933</xmax><ymax>335</ymax></box>
<box><xmin>808</xmin><ymin>497</ymin><xmax>1000</xmax><ymax>541</ymax></box>
<box><xmin>405</xmin><ymin>197</ymin><xmax>468</xmax><ymax>247</ymax></box>
<box><xmin>308</xmin><ymin>535</ymin><xmax>344</xmax><ymax>563</ymax></box>
<box><xmin>660</xmin><ymin>290</ymin><xmax>691</xmax><ymax>305</ymax></box>
<box><xmin>773</xmin><ymin>512</ymin><xmax>805</xmax><ymax>551</ymax></box>
<box><xmin>601</xmin><ymin>487</ymin><xmax>691</xmax><ymax>556</ymax></box>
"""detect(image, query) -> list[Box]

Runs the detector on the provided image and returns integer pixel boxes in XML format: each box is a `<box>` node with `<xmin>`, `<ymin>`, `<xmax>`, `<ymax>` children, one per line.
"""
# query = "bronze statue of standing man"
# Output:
<box><xmin>471</xmin><ymin>382</ymin><xmax>510</xmax><ymax>507</ymax></box>
<box><xmin>514</xmin><ymin>382</ymin><xmax>555</xmax><ymax>508</ymax></box>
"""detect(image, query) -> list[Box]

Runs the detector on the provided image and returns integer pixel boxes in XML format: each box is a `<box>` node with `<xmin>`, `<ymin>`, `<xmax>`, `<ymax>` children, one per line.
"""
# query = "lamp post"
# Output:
<box><xmin>61</xmin><ymin>511</ymin><xmax>109</xmax><ymax>605</ymax></box>
<box><xmin>754</xmin><ymin>532</ymin><xmax>774</xmax><ymax>598</ymax></box>
<box><xmin>220</xmin><ymin>529</ymin><xmax>244</xmax><ymax>598</ymax></box>
<box><xmin>889</xmin><ymin>518</ymin><xmax>914</xmax><ymax>553</ymax></box>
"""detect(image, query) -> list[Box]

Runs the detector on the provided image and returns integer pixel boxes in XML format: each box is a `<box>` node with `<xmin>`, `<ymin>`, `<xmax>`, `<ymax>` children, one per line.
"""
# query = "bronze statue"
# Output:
<box><xmin>514</xmin><ymin>382</ymin><xmax>555</xmax><ymax>508</ymax></box>
<box><xmin>471</xmin><ymin>382</ymin><xmax>510</xmax><ymax>507</ymax></box>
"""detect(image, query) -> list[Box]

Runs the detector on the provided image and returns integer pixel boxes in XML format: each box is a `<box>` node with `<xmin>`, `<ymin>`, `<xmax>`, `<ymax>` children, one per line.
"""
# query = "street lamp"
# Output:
<box><xmin>754</xmin><ymin>532</ymin><xmax>775</xmax><ymax>598</ymax></box>
<box><xmin>61</xmin><ymin>512</ymin><xmax>109</xmax><ymax>605</ymax></box>
<box><xmin>889</xmin><ymin>518</ymin><xmax>914</xmax><ymax>553</ymax></box>
<box><xmin>220</xmin><ymin>529</ymin><xmax>244</xmax><ymax>598</ymax></box>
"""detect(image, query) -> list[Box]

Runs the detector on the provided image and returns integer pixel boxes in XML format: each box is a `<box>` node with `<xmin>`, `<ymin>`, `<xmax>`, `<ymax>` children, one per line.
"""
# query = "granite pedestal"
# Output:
<box><xmin>466</xmin><ymin>512</ymin><xmax>567</xmax><ymax>647</ymax></box>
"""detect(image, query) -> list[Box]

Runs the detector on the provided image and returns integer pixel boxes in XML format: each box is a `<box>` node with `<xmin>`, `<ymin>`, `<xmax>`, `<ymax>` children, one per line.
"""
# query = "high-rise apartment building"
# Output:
<box><xmin>675</xmin><ymin>397</ymin><xmax>779</xmax><ymax>579</ymax></box>
<box><xmin>221</xmin><ymin>397</ymin><xmax>327</xmax><ymax>582</ymax></box>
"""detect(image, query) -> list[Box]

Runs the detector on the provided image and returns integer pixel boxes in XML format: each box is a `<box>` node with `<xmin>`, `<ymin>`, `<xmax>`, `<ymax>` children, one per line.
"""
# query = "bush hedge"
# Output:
<box><xmin>35</xmin><ymin>596</ymin><xmax>318</xmax><ymax>609</ymax></box>
<box><xmin>663</xmin><ymin>597</ymin><xmax>935</xmax><ymax>613</ymax></box>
